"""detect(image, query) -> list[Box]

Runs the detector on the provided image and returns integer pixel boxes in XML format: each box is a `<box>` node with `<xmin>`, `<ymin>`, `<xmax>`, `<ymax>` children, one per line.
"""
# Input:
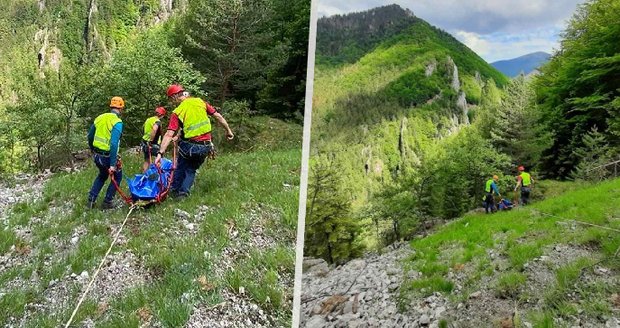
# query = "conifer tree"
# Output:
<box><xmin>305</xmin><ymin>155</ymin><xmax>364</xmax><ymax>264</ymax></box>
<box><xmin>570</xmin><ymin>126</ymin><xmax>615</xmax><ymax>182</ymax></box>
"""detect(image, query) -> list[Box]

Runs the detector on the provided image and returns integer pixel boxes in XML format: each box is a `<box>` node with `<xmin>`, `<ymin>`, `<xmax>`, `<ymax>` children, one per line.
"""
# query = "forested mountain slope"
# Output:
<box><xmin>0</xmin><ymin>0</ymin><xmax>309</xmax><ymax>174</ymax></box>
<box><xmin>306</xmin><ymin>5</ymin><xmax>509</xmax><ymax>262</ymax></box>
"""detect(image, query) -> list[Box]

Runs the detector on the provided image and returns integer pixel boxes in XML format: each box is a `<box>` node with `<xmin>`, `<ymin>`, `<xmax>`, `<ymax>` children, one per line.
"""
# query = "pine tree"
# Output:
<box><xmin>177</xmin><ymin>0</ymin><xmax>278</xmax><ymax>106</ymax></box>
<box><xmin>305</xmin><ymin>155</ymin><xmax>364</xmax><ymax>264</ymax></box>
<box><xmin>570</xmin><ymin>126</ymin><xmax>614</xmax><ymax>182</ymax></box>
<box><xmin>489</xmin><ymin>76</ymin><xmax>550</xmax><ymax>168</ymax></box>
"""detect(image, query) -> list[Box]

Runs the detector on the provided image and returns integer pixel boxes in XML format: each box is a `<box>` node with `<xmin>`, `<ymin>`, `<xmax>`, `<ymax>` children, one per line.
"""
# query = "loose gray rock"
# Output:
<box><xmin>175</xmin><ymin>209</ymin><xmax>191</xmax><ymax>220</ymax></box>
<box><xmin>420</xmin><ymin>314</ymin><xmax>430</xmax><ymax>325</ymax></box>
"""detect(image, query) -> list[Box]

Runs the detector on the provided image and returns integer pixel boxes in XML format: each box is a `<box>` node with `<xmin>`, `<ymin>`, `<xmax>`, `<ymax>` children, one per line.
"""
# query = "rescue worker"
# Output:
<box><xmin>141</xmin><ymin>106</ymin><xmax>167</xmax><ymax>172</ymax></box>
<box><xmin>87</xmin><ymin>96</ymin><xmax>125</xmax><ymax>210</ymax></box>
<box><xmin>155</xmin><ymin>84</ymin><xmax>234</xmax><ymax>198</ymax></box>
<box><xmin>514</xmin><ymin>166</ymin><xmax>534</xmax><ymax>205</ymax></box>
<box><xmin>484</xmin><ymin>175</ymin><xmax>501</xmax><ymax>214</ymax></box>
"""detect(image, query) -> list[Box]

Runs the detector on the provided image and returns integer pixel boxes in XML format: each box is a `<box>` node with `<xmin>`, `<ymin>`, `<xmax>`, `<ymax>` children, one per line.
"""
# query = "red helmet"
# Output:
<box><xmin>155</xmin><ymin>106</ymin><xmax>166</xmax><ymax>116</ymax></box>
<box><xmin>166</xmin><ymin>84</ymin><xmax>184</xmax><ymax>97</ymax></box>
<box><xmin>518</xmin><ymin>166</ymin><xmax>525</xmax><ymax>171</ymax></box>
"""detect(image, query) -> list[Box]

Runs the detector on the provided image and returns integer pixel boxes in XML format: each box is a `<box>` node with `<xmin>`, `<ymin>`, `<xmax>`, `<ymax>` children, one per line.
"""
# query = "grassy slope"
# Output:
<box><xmin>403</xmin><ymin>178</ymin><xmax>620</xmax><ymax>324</ymax></box>
<box><xmin>0</xmin><ymin>121</ymin><xmax>301</xmax><ymax>326</ymax></box>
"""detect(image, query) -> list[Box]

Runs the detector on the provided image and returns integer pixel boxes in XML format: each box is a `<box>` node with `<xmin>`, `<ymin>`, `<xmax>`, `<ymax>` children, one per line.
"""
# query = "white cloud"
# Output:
<box><xmin>455</xmin><ymin>31</ymin><xmax>491</xmax><ymax>58</ymax></box>
<box><xmin>317</xmin><ymin>0</ymin><xmax>584</xmax><ymax>61</ymax></box>
<box><xmin>454</xmin><ymin>29</ymin><xmax>560</xmax><ymax>62</ymax></box>
<box><xmin>317</xmin><ymin>0</ymin><xmax>584</xmax><ymax>34</ymax></box>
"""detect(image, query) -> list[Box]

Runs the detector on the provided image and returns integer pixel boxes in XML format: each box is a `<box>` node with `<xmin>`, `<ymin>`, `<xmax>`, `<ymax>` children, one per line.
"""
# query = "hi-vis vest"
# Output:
<box><xmin>520</xmin><ymin>172</ymin><xmax>532</xmax><ymax>187</ymax></box>
<box><xmin>485</xmin><ymin>179</ymin><xmax>494</xmax><ymax>193</ymax></box>
<box><xmin>93</xmin><ymin>113</ymin><xmax>122</xmax><ymax>151</ymax></box>
<box><xmin>142</xmin><ymin>116</ymin><xmax>161</xmax><ymax>143</ymax></box>
<box><xmin>173</xmin><ymin>98</ymin><xmax>212</xmax><ymax>139</ymax></box>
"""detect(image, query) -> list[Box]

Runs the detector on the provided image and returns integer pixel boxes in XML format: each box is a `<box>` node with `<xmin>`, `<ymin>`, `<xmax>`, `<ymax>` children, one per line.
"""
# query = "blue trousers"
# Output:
<box><xmin>88</xmin><ymin>153</ymin><xmax>122</xmax><ymax>203</ymax></box>
<box><xmin>172</xmin><ymin>140</ymin><xmax>212</xmax><ymax>195</ymax></box>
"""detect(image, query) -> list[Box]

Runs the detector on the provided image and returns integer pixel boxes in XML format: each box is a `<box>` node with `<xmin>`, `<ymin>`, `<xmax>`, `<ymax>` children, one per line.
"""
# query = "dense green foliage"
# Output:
<box><xmin>0</xmin><ymin>0</ymin><xmax>309</xmax><ymax>175</ymax></box>
<box><xmin>535</xmin><ymin>0</ymin><xmax>620</xmax><ymax>178</ymax></box>
<box><xmin>304</xmin><ymin>5</ymin><xmax>511</xmax><ymax>261</ymax></box>
<box><xmin>316</xmin><ymin>4</ymin><xmax>417</xmax><ymax>66</ymax></box>
<box><xmin>174</xmin><ymin>0</ymin><xmax>310</xmax><ymax>118</ymax></box>
<box><xmin>305</xmin><ymin>155</ymin><xmax>364</xmax><ymax>264</ymax></box>
<box><xmin>486</xmin><ymin>76</ymin><xmax>552</xmax><ymax>169</ymax></box>
<box><xmin>306</xmin><ymin>0</ymin><xmax>620</xmax><ymax>263</ymax></box>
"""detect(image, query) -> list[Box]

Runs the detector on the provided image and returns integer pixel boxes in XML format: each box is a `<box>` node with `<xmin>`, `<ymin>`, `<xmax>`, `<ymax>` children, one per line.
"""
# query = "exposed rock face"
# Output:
<box><xmin>48</xmin><ymin>47</ymin><xmax>62</xmax><ymax>72</ymax></box>
<box><xmin>399</xmin><ymin>117</ymin><xmax>407</xmax><ymax>159</ymax></box>
<box><xmin>158</xmin><ymin>0</ymin><xmax>173</xmax><ymax>22</ymax></box>
<box><xmin>85</xmin><ymin>0</ymin><xmax>98</xmax><ymax>52</ymax></box>
<box><xmin>449</xmin><ymin>57</ymin><xmax>460</xmax><ymax>92</ymax></box>
<box><xmin>425</xmin><ymin>61</ymin><xmax>436</xmax><ymax>77</ymax></box>
<box><xmin>456</xmin><ymin>91</ymin><xmax>469</xmax><ymax>125</ymax></box>
<box><xmin>36</xmin><ymin>29</ymin><xmax>49</xmax><ymax>69</ymax></box>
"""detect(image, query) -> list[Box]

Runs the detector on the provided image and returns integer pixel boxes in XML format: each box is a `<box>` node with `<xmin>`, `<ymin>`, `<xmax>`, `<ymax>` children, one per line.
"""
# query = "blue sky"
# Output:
<box><xmin>317</xmin><ymin>0</ymin><xmax>586</xmax><ymax>62</ymax></box>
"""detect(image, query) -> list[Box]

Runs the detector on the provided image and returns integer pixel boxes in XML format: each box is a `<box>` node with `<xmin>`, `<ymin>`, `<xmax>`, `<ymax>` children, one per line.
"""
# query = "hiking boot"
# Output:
<box><xmin>101</xmin><ymin>201</ymin><xmax>115</xmax><ymax>210</ymax></box>
<box><xmin>87</xmin><ymin>200</ymin><xmax>96</xmax><ymax>210</ymax></box>
<box><xmin>171</xmin><ymin>191</ymin><xmax>189</xmax><ymax>199</ymax></box>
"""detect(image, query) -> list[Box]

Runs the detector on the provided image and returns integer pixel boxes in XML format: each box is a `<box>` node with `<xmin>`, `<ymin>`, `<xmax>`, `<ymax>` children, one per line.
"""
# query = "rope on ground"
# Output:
<box><xmin>64</xmin><ymin>204</ymin><xmax>137</xmax><ymax>328</ymax></box>
<box><xmin>532</xmin><ymin>210</ymin><xmax>620</xmax><ymax>234</ymax></box>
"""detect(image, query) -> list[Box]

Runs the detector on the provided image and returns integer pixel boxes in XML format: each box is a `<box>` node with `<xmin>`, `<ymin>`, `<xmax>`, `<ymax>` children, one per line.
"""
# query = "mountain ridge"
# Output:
<box><xmin>491</xmin><ymin>51</ymin><xmax>551</xmax><ymax>77</ymax></box>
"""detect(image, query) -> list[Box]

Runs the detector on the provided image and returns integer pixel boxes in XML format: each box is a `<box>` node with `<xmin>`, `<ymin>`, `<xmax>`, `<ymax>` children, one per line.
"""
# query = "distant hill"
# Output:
<box><xmin>491</xmin><ymin>51</ymin><xmax>551</xmax><ymax>77</ymax></box>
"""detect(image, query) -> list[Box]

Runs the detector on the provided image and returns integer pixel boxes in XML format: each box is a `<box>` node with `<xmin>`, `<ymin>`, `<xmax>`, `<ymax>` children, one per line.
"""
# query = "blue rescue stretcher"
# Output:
<box><xmin>127</xmin><ymin>158</ymin><xmax>174</xmax><ymax>202</ymax></box>
<box><xmin>109</xmin><ymin>157</ymin><xmax>176</xmax><ymax>207</ymax></box>
<box><xmin>498</xmin><ymin>198</ymin><xmax>514</xmax><ymax>211</ymax></box>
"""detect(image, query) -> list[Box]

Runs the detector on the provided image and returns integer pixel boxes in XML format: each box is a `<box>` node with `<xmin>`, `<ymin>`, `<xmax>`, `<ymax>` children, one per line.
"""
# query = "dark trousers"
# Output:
<box><xmin>171</xmin><ymin>140</ymin><xmax>212</xmax><ymax>195</ymax></box>
<box><xmin>141</xmin><ymin>141</ymin><xmax>160</xmax><ymax>162</ymax></box>
<box><xmin>484</xmin><ymin>193</ymin><xmax>496</xmax><ymax>213</ymax></box>
<box><xmin>520</xmin><ymin>187</ymin><xmax>531</xmax><ymax>205</ymax></box>
<box><xmin>88</xmin><ymin>153</ymin><xmax>122</xmax><ymax>203</ymax></box>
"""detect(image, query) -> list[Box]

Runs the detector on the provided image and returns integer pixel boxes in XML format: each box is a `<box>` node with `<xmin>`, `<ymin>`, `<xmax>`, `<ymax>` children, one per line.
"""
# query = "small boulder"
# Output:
<box><xmin>469</xmin><ymin>291</ymin><xmax>482</xmax><ymax>299</ymax></box>
<box><xmin>175</xmin><ymin>209</ymin><xmax>191</xmax><ymax>220</ymax></box>
<box><xmin>419</xmin><ymin>314</ymin><xmax>430</xmax><ymax>325</ymax></box>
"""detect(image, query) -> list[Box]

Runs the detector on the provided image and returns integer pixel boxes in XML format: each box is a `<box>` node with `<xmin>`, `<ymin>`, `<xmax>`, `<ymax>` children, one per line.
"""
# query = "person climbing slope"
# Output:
<box><xmin>87</xmin><ymin>96</ymin><xmax>125</xmax><ymax>210</ymax></box>
<box><xmin>141</xmin><ymin>106</ymin><xmax>167</xmax><ymax>172</ymax></box>
<box><xmin>155</xmin><ymin>84</ymin><xmax>234</xmax><ymax>198</ymax></box>
<box><xmin>484</xmin><ymin>175</ymin><xmax>501</xmax><ymax>214</ymax></box>
<box><xmin>514</xmin><ymin>165</ymin><xmax>534</xmax><ymax>205</ymax></box>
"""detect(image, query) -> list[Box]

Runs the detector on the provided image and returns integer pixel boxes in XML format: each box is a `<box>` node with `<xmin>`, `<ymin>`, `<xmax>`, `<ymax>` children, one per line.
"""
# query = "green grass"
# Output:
<box><xmin>0</xmin><ymin>229</ymin><xmax>17</xmax><ymax>253</ymax></box>
<box><xmin>507</xmin><ymin>242</ymin><xmax>544</xmax><ymax>271</ymax></box>
<box><xmin>494</xmin><ymin>271</ymin><xmax>526</xmax><ymax>298</ymax></box>
<box><xmin>402</xmin><ymin>178</ymin><xmax>620</xmax><ymax>313</ymax></box>
<box><xmin>0</xmin><ymin>146</ymin><xmax>300</xmax><ymax>327</ymax></box>
<box><xmin>406</xmin><ymin>276</ymin><xmax>454</xmax><ymax>296</ymax></box>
